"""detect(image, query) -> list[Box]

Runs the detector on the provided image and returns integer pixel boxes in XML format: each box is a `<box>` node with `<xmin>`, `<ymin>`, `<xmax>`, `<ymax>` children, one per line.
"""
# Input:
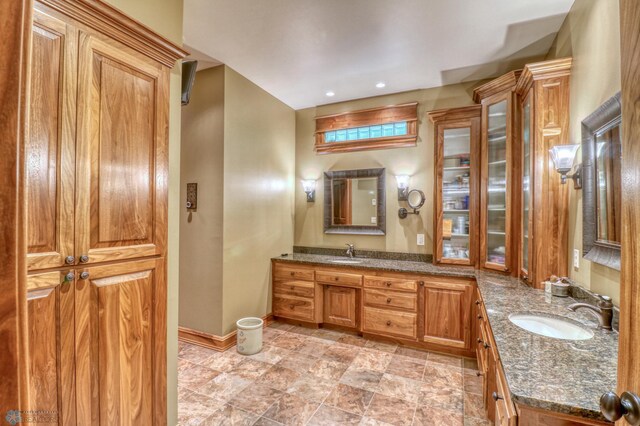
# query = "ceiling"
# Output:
<box><xmin>183</xmin><ymin>0</ymin><xmax>574</xmax><ymax>110</ymax></box>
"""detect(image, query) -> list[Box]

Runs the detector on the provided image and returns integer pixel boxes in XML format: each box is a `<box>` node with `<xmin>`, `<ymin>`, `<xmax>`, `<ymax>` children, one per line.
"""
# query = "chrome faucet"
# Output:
<box><xmin>345</xmin><ymin>243</ymin><xmax>356</xmax><ymax>258</ymax></box>
<box><xmin>568</xmin><ymin>295</ymin><xmax>614</xmax><ymax>330</ymax></box>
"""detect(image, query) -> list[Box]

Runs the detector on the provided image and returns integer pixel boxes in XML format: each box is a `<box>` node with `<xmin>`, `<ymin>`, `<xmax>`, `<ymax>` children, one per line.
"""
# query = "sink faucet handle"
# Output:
<box><xmin>346</xmin><ymin>243</ymin><xmax>354</xmax><ymax>248</ymax></box>
<box><xmin>598</xmin><ymin>295</ymin><xmax>613</xmax><ymax>307</ymax></box>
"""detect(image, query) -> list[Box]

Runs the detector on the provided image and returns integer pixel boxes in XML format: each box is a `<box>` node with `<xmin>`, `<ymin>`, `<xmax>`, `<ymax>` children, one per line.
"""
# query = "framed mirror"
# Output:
<box><xmin>582</xmin><ymin>92</ymin><xmax>622</xmax><ymax>270</ymax></box>
<box><xmin>323</xmin><ymin>168</ymin><xmax>385</xmax><ymax>235</ymax></box>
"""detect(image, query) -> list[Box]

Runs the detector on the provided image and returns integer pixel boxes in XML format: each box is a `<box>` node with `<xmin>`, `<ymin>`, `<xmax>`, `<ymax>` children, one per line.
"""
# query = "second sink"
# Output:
<box><xmin>509</xmin><ymin>312</ymin><xmax>594</xmax><ymax>340</ymax></box>
<box><xmin>330</xmin><ymin>259</ymin><xmax>363</xmax><ymax>264</ymax></box>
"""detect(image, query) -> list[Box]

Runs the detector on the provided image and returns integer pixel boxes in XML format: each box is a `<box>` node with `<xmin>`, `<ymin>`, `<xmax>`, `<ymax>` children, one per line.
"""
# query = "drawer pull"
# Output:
<box><xmin>477</xmin><ymin>315</ymin><xmax>483</xmax><ymax>320</ymax></box>
<box><xmin>385</xmin><ymin>281</ymin><xmax>392</xmax><ymax>287</ymax></box>
<box><xmin>291</xmin><ymin>286</ymin><xmax>295</xmax><ymax>290</ymax></box>
<box><xmin>289</xmin><ymin>304</ymin><xmax>295</xmax><ymax>309</ymax></box>
<box><xmin>484</xmin><ymin>342</ymin><xmax>490</xmax><ymax>349</ymax></box>
<box><xmin>492</xmin><ymin>392</ymin><xmax>503</xmax><ymax>401</ymax></box>
<box><xmin>335</xmin><ymin>277</ymin><xmax>339</xmax><ymax>281</ymax></box>
<box><xmin>290</xmin><ymin>272</ymin><xmax>295</xmax><ymax>276</ymax></box>
<box><xmin>475</xmin><ymin>300</ymin><xmax>481</xmax><ymax>305</ymax></box>
<box><xmin>476</xmin><ymin>371</ymin><xmax>483</xmax><ymax>377</ymax></box>
<box><xmin>386</xmin><ymin>320</ymin><xmax>391</xmax><ymax>326</ymax></box>
<box><xmin>419</xmin><ymin>281</ymin><xmax>424</xmax><ymax>286</ymax></box>
<box><xmin>477</xmin><ymin>338</ymin><xmax>483</xmax><ymax>344</ymax></box>
<box><xmin>386</xmin><ymin>298</ymin><xmax>392</xmax><ymax>303</ymax></box>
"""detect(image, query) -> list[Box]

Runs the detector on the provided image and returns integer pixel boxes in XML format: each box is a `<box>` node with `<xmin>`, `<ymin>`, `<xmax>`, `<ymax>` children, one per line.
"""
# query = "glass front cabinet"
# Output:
<box><xmin>514</xmin><ymin>58</ymin><xmax>572</xmax><ymax>287</ymax></box>
<box><xmin>429</xmin><ymin>106</ymin><xmax>481</xmax><ymax>266</ymax></box>
<box><xmin>474</xmin><ymin>71</ymin><xmax>522</xmax><ymax>273</ymax></box>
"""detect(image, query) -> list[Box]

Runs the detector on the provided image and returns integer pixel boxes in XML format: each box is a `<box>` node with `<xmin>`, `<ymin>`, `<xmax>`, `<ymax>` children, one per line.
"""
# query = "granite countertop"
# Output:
<box><xmin>273</xmin><ymin>253</ymin><xmax>618</xmax><ymax>421</ymax></box>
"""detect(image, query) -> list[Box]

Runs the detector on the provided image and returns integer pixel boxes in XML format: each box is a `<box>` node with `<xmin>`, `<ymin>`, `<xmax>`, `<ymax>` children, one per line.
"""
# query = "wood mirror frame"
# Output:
<box><xmin>582</xmin><ymin>92</ymin><xmax>622</xmax><ymax>270</ymax></box>
<box><xmin>323</xmin><ymin>168</ymin><xmax>386</xmax><ymax>235</ymax></box>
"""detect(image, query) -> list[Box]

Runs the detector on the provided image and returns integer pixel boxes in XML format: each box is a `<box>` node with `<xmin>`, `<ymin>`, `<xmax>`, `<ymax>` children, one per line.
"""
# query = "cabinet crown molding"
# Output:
<box><xmin>427</xmin><ymin>104</ymin><xmax>481</xmax><ymax>123</ymax></box>
<box><xmin>472</xmin><ymin>70</ymin><xmax>522</xmax><ymax>103</ymax></box>
<box><xmin>515</xmin><ymin>57</ymin><xmax>573</xmax><ymax>96</ymax></box>
<box><xmin>38</xmin><ymin>0</ymin><xmax>188</xmax><ymax>67</ymax></box>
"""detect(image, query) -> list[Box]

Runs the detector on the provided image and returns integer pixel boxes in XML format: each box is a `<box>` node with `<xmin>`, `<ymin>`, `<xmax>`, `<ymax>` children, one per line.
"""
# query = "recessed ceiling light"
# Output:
<box><xmin>376</xmin><ymin>82</ymin><xmax>386</xmax><ymax>88</ymax></box>
<box><xmin>325</xmin><ymin>91</ymin><xmax>335</xmax><ymax>97</ymax></box>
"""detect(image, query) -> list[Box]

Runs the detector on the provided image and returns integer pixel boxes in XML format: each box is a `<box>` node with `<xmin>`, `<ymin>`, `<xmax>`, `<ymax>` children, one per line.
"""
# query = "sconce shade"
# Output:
<box><xmin>549</xmin><ymin>144</ymin><xmax>580</xmax><ymax>172</ymax></box>
<box><xmin>395</xmin><ymin>175</ymin><xmax>410</xmax><ymax>189</ymax></box>
<box><xmin>301</xmin><ymin>179</ymin><xmax>316</xmax><ymax>192</ymax></box>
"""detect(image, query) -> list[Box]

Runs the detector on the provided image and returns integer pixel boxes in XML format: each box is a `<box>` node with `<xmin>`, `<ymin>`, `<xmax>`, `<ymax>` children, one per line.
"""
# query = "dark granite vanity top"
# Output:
<box><xmin>273</xmin><ymin>253</ymin><xmax>618</xmax><ymax>421</ymax></box>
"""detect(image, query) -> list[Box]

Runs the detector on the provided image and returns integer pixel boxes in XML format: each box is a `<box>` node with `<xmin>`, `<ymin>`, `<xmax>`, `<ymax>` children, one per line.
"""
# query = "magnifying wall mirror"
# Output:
<box><xmin>399</xmin><ymin>189</ymin><xmax>425</xmax><ymax>219</ymax></box>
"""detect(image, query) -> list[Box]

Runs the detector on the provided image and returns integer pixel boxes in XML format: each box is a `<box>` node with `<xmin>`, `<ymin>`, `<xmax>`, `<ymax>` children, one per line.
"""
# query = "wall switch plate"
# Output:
<box><xmin>372</xmin><ymin>198</ymin><xmax>376</xmax><ymax>206</ymax></box>
<box><xmin>573</xmin><ymin>249</ymin><xmax>580</xmax><ymax>269</ymax></box>
<box><xmin>371</xmin><ymin>216</ymin><xmax>377</xmax><ymax>224</ymax></box>
<box><xmin>417</xmin><ymin>234</ymin><xmax>425</xmax><ymax>246</ymax></box>
<box><xmin>186</xmin><ymin>183</ymin><xmax>197</xmax><ymax>209</ymax></box>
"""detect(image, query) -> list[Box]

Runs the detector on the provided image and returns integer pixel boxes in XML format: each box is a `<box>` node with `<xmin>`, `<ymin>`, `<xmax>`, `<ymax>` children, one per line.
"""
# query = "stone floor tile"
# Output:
<box><xmin>178</xmin><ymin>359</ymin><xmax>221</xmax><ymax>390</ymax></box>
<box><xmin>351</xmin><ymin>348</ymin><xmax>393</xmax><ymax>372</ymax></box>
<box><xmin>384</xmin><ymin>356</ymin><xmax>425</xmax><ymax>381</ymax></box>
<box><xmin>227</xmin><ymin>383</ymin><xmax>284</xmax><ymax>416</ymax></box>
<box><xmin>308</xmin><ymin>358</ymin><xmax>350</xmax><ymax>381</ymax></box>
<box><xmin>376</xmin><ymin>373</ymin><xmax>423</xmax><ymax>402</ymax></box>
<box><xmin>340</xmin><ymin>367</ymin><xmax>384</xmax><ymax>393</ymax></box>
<box><xmin>286</xmin><ymin>374</ymin><xmax>336</xmax><ymax>403</ymax></box>
<box><xmin>363</xmin><ymin>393</ymin><xmax>416</xmax><ymax>426</ymax></box>
<box><xmin>324</xmin><ymin>383</ymin><xmax>374</xmax><ymax>416</ymax></box>
<box><xmin>200</xmin><ymin>404</ymin><xmax>259</xmax><ymax>425</ymax></box>
<box><xmin>414</xmin><ymin>405</ymin><xmax>463</xmax><ymax>426</ymax></box>
<box><xmin>394</xmin><ymin>346</ymin><xmax>429</xmax><ymax>361</ymax></box>
<box><xmin>428</xmin><ymin>351</ymin><xmax>463</xmax><ymax>368</ymax></box>
<box><xmin>263</xmin><ymin>393</ymin><xmax>320</xmax><ymax>425</ymax></box>
<box><xmin>307</xmin><ymin>404</ymin><xmax>362</xmax><ymax>425</ymax></box>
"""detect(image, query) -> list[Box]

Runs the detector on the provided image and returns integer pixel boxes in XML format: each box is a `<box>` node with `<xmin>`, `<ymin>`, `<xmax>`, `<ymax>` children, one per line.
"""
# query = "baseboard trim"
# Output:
<box><xmin>178</xmin><ymin>314</ymin><xmax>274</xmax><ymax>352</ymax></box>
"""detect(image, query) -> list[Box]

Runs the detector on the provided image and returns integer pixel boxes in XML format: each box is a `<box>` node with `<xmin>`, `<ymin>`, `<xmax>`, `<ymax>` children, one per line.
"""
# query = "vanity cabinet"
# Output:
<box><xmin>272</xmin><ymin>260</ymin><xmax>476</xmax><ymax>356</ymax></box>
<box><xmin>515</xmin><ymin>58</ymin><xmax>572</xmax><ymax>288</ymax></box>
<box><xmin>24</xmin><ymin>1</ymin><xmax>185</xmax><ymax>424</ymax></box>
<box><xmin>429</xmin><ymin>105</ymin><xmax>481</xmax><ymax>267</ymax></box>
<box><xmin>474</xmin><ymin>71</ymin><xmax>522</xmax><ymax>274</ymax></box>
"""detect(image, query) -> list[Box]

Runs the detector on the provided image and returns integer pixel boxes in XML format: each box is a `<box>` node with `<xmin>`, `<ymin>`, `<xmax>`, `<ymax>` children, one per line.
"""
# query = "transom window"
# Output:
<box><xmin>315</xmin><ymin>103</ymin><xmax>418</xmax><ymax>154</ymax></box>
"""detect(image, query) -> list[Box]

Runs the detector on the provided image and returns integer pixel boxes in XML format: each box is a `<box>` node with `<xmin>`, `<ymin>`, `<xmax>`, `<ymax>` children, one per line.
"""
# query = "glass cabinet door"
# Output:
<box><xmin>485</xmin><ymin>100</ymin><xmax>508</xmax><ymax>268</ymax></box>
<box><xmin>521</xmin><ymin>96</ymin><xmax>531</xmax><ymax>277</ymax></box>
<box><xmin>441</xmin><ymin>127</ymin><xmax>472</xmax><ymax>262</ymax></box>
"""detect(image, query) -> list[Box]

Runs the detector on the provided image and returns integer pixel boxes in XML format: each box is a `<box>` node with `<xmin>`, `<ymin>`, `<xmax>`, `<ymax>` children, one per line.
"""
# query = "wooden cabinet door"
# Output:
<box><xmin>421</xmin><ymin>278</ymin><xmax>473</xmax><ymax>350</ymax></box>
<box><xmin>323</xmin><ymin>286</ymin><xmax>358</xmax><ymax>328</ymax></box>
<box><xmin>26</xmin><ymin>271</ymin><xmax>76</xmax><ymax>425</ymax></box>
<box><xmin>26</xmin><ymin>10</ymin><xmax>77</xmax><ymax>271</ymax></box>
<box><xmin>75</xmin><ymin>31</ymin><xmax>169</xmax><ymax>265</ymax></box>
<box><xmin>74</xmin><ymin>258</ymin><xmax>166</xmax><ymax>425</ymax></box>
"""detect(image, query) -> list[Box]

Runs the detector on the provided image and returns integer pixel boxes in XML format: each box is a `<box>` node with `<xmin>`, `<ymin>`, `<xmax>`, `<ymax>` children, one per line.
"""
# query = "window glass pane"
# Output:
<box><xmin>394</xmin><ymin>122</ymin><xmax>408</xmax><ymax>136</ymax></box>
<box><xmin>358</xmin><ymin>127</ymin><xmax>370</xmax><ymax>139</ymax></box>
<box><xmin>370</xmin><ymin>125</ymin><xmax>382</xmax><ymax>138</ymax></box>
<box><xmin>325</xmin><ymin>131</ymin><xmax>336</xmax><ymax>142</ymax></box>
<box><xmin>347</xmin><ymin>129</ymin><xmax>358</xmax><ymax>140</ymax></box>
<box><xmin>336</xmin><ymin>130</ymin><xmax>347</xmax><ymax>141</ymax></box>
<box><xmin>324</xmin><ymin>121</ymin><xmax>408</xmax><ymax>143</ymax></box>
<box><xmin>382</xmin><ymin>124</ymin><xmax>394</xmax><ymax>136</ymax></box>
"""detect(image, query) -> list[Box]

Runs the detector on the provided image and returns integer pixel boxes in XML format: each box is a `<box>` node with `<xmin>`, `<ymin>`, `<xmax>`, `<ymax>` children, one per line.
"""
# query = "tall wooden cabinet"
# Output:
<box><xmin>429</xmin><ymin>105</ymin><xmax>481</xmax><ymax>266</ymax></box>
<box><xmin>25</xmin><ymin>1</ymin><xmax>186</xmax><ymax>424</ymax></box>
<box><xmin>514</xmin><ymin>58</ymin><xmax>572</xmax><ymax>287</ymax></box>
<box><xmin>474</xmin><ymin>71</ymin><xmax>521</xmax><ymax>274</ymax></box>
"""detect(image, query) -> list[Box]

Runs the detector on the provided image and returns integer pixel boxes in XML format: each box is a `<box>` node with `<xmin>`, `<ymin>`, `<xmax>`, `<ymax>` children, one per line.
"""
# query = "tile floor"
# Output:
<box><xmin>178</xmin><ymin>321</ymin><xmax>490</xmax><ymax>425</ymax></box>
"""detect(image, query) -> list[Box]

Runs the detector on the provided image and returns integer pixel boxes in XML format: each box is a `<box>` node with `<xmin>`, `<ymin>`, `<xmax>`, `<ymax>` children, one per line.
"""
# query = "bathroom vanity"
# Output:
<box><xmin>272</xmin><ymin>253</ymin><xmax>617</xmax><ymax>425</ymax></box>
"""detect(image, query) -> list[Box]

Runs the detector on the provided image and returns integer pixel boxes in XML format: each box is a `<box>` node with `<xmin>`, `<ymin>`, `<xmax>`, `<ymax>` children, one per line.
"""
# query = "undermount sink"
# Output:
<box><xmin>508</xmin><ymin>313</ymin><xmax>594</xmax><ymax>341</ymax></box>
<box><xmin>330</xmin><ymin>259</ymin><xmax>363</xmax><ymax>264</ymax></box>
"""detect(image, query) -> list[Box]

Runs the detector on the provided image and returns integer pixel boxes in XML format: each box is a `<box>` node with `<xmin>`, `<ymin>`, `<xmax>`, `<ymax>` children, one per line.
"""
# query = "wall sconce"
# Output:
<box><xmin>549</xmin><ymin>144</ymin><xmax>582</xmax><ymax>189</ymax></box>
<box><xmin>396</xmin><ymin>175</ymin><xmax>410</xmax><ymax>201</ymax></box>
<box><xmin>301</xmin><ymin>179</ymin><xmax>316</xmax><ymax>202</ymax></box>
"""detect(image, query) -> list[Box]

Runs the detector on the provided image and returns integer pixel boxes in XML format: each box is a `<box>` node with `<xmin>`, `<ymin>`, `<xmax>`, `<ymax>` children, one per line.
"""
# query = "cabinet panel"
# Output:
<box><xmin>323</xmin><ymin>286</ymin><xmax>358</xmax><ymax>328</ymax></box>
<box><xmin>273</xmin><ymin>264</ymin><xmax>315</xmax><ymax>281</ymax></box>
<box><xmin>364</xmin><ymin>288</ymin><xmax>417</xmax><ymax>311</ymax></box>
<box><xmin>422</xmin><ymin>279</ymin><xmax>473</xmax><ymax>349</ymax></box>
<box><xmin>274</xmin><ymin>280</ymin><xmax>315</xmax><ymax>298</ymax></box>
<box><xmin>363</xmin><ymin>306</ymin><xmax>417</xmax><ymax>339</ymax></box>
<box><xmin>76</xmin><ymin>31</ymin><xmax>168</xmax><ymax>265</ymax></box>
<box><xmin>26</xmin><ymin>10</ymin><xmax>77</xmax><ymax>271</ymax></box>
<box><xmin>273</xmin><ymin>294</ymin><xmax>314</xmax><ymax>321</ymax></box>
<box><xmin>316</xmin><ymin>270</ymin><xmax>362</xmax><ymax>287</ymax></box>
<box><xmin>26</xmin><ymin>271</ymin><xmax>76</xmax><ymax>425</ymax></box>
<box><xmin>364</xmin><ymin>276</ymin><xmax>418</xmax><ymax>292</ymax></box>
<box><xmin>75</xmin><ymin>258</ymin><xmax>166</xmax><ymax>425</ymax></box>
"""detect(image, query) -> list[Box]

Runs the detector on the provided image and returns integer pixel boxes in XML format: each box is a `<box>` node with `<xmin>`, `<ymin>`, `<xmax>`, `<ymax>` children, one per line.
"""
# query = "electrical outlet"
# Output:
<box><xmin>573</xmin><ymin>249</ymin><xmax>580</xmax><ymax>269</ymax></box>
<box><xmin>371</xmin><ymin>198</ymin><xmax>376</xmax><ymax>206</ymax></box>
<box><xmin>371</xmin><ymin>216</ymin><xmax>377</xmax><ymax>224</ymax></box>
<box><xmin>417</xmin><ymin>234</ymin><xmax>425</xmax><ymax>246</ymax></box>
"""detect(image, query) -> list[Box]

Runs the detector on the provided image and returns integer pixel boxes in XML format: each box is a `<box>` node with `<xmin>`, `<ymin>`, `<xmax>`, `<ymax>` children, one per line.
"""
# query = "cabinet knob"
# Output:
<box><xmin>335</xmin><ymin>277</ymin><xmax>339</xmax><ymax>281</ymax></box>
<box><xmin>476</xmin><ymin>371</ymin><xmax>483</xmax><ymax>377</ymax></box>
<box><xmin>290</xmin><ymin>272</ymin><xmax>295</xmax><ymax>276</ymax></box>
<box><xmin>477</xmin><ymin>338</ymin><xmax>483</xmax><ymax>344</ymax></box>
<box><xmin>419</xmin><ymin>281</ymin><xmax>425</xmax><ymax>286</ymax></box>
<box><xmin>79</xmin><ymin>255</ymin><xmax>89</xmax><ymax>263</ymax></box>
<box><xmin>600</xmin><ymin>391</ymin><xmax>640</xmax><ymax>425</ymax></box>
<box><xmin>477</xmin><ymin>315</ymin><xmax>483</xmax><ymax>320</ymax></box>
<box><xmin>475</xmin><ymin>300</ymin><xmax>481</xmax><ymax>306</ymax></box>
<box><xmin>386</xmin><ymin>298</ymin><xmax>392</xmax><ymax>303</ymax></box>
<box><xmin>484</xmin><ymin>342</ymin><xmax>490</xmax><ymax>349</ymax></box>
<box><xmin>80</xmin><ymin>272</ymin><xmax>90</xmax><ymax>280</ymax></box>
<box><xmin>64</xmin><ymin>272</ymin><xmax>75</xmax><ymax>282</ymax></box>
<box><xmin>492</xmin><ymin>392</ymin><xmax>503</xmax><ymax>402</ymax></box>
<box><xmin>289</xmin><ymin>305</ymin><xmax>295</xmax><ymax>310</ymax></box>
<box><xmin>386</xmin><ymin>320</ymin><xmax>391</xmax><ymax>326</ymax></box>
<box><xmin>385</xmin><ymin>281</ymin><xmax>392</xmax><ymax>287</ymax></box>
<box><xmin>290</xmin><ymin>286</ymin><xmax>295</xmax><ymax>290</ymax></box>
<box><xmin>65</xmin><ymin>256</ymin><xmax>75</xmax><ymax>265</ymax></box>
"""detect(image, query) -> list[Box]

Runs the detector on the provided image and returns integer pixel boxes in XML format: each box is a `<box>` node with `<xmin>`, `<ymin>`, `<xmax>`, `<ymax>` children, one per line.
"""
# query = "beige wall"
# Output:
<box><xmin>546</xmin><ymin>0</ymin><xmax>621</xmax><ymax>303</ymax></box>
<box><xmin>179</xmin><ymin>66</ymin><xmax>296</xmax><ymax>336</ymax></box>
<box><xmin>180</xmin><ymin>66</ymin><xmax>225</xmax><ymax>335</ymax></box>
<box><xmin>101</xmin><ymin>0</ymin><xmax>184</xmax><ymax>423</ymax></box>
<box><xmin>221</xmin><ymin>67</ymin><xmax>296</xmax><ymax>334</ymax></box>
<box><xmin>294</xmin><ymin>83</ymin><xmax>481</xmax><ymax>254</ymax></box>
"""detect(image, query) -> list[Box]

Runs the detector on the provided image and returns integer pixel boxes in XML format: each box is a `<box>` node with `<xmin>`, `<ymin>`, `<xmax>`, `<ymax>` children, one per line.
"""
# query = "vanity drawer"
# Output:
<box><xmin>363</xmin><ymin>306</ymin><xmax>417</xmax><ymax>339</ymax></box>
<box><xmin>274</xmin><ymin>264</ymin><xmax>315</xmax><ymax>281</ymax></box>
<box><xmin>316</xmin><ymin>270</ymin><xmax>362</xmax><ymax>287</ymax></box>
<box><xmin>363</xmin><ymin>289</ymin><xmax>417</xmax><ymax>311</ymax></box>
<box><xmin>364</xmin><ymin>276</ymin><xmax>419</xmax><ymax>292</ymax></box>
<box><xmin>274</xmin><ymin>280</ymin><xmax>315</xmax><ymax>298</ymax></box>
<box><xmin>494</xmin><ymin>363</ymin><xmax>516</xmax><ymax>425</ymax></box>
<box><xmin>273</xmin><ymin>294</ymin><xmax>314</xmax><ymax>321</ymax></box>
